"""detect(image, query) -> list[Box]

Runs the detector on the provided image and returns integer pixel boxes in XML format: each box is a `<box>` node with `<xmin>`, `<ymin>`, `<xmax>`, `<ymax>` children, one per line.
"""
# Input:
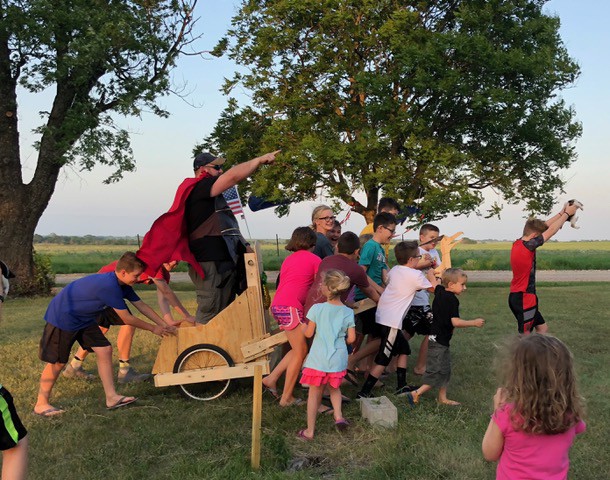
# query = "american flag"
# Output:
<box><xmin>223</xmin><ymin>185</ymin><xmax>245</xmax><ymax>218</ymax></box>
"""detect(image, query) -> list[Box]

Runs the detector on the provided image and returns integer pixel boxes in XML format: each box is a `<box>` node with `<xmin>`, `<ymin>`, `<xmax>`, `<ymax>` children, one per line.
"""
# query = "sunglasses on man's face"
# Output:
<box><xmin>207</xmin><ymin>164</ymin><xmax>222</xmax><ymax>171</ymax></box>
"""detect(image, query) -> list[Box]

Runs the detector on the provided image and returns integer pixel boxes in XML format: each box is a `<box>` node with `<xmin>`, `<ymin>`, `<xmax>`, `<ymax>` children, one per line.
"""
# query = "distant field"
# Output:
<box><xmin>36</xmin><ymin>241</ymin><xmax>610</xmax><ymax>273</ymax></box>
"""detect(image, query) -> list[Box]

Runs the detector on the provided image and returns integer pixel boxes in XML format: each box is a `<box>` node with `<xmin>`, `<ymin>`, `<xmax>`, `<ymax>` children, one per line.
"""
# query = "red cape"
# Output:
<box><xmin>137</xmin><ymin>176</ymin><xmax>207</xmax><ymax>278</ymax></box>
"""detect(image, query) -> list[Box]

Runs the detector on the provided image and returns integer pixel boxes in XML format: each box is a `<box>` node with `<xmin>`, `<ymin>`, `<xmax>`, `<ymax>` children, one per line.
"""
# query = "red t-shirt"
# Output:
<box><xmin>303</xmin><ymin>254</ymin><xmax>369</xmax><ymax>315</ymax></box>
<box><xmin>510</xmin><ymin>236</ymin><xmax>544</xmax><ymax>294</ymax></box>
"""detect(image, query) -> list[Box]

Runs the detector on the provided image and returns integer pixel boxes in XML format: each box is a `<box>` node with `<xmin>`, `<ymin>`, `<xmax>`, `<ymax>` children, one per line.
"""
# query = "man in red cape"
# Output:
<box><xmin>137</xmin><ymin>149</ymin><xmax>280</xmax><ymax>323</ymax></box>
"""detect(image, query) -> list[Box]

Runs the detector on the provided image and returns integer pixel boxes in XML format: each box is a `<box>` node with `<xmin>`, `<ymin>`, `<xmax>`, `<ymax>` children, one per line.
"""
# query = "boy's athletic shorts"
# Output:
<box><xmin>422</xmin><ymin>341</ymin><xmax>451</xmax><ymax>388</ymax></box>
<box><xmin>402</xmin><ymin>305</ymin><xmax>433</xmax><ymax>336</ymax></box>
<box><xmin>0</xmin><ymin>386</ymin><xmax>27</xmax><ymax>451</ymax></box>
<box><xmin>374</xmin><ymin>325</ymin><xmax>411</xmax><ymax>367</ymax></box>
<box><xmin>39</xmin><ymin>322</ymin><xmax>111</xmax><ymax>364</ymax></box>
<box><xmin>508</xmin><ymin>292</ymin><xmax>545</xmax><ymax>334</ymax></box>
<box><xmin>96</xmin><ymin>307</ymin><xmax>126</xmax><ymax>329</ymax></box>
<box><xmin>356</xmin><ymin>307</ymin><xmax>381</xmax><ymax>338</ymax></box>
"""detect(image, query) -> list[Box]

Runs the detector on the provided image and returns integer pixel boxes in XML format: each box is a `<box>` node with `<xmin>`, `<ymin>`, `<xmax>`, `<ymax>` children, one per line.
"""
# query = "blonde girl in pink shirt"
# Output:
<box><xmin>263</xmin><ymin>227</ymin><xmax>321</xmax><ymax>407</ymax></box>
<box><xmin>482</xmin><ymin>335</ymin><xmax>586</xmax><ymax>479</ymax></box>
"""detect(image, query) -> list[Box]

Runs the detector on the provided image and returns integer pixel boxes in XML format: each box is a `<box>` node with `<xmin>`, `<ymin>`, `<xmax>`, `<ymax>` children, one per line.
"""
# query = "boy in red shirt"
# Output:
<box><xmin>509</xmin><ymin>202</ymin><xmax>578</xmax><ymax>334</ymax></box>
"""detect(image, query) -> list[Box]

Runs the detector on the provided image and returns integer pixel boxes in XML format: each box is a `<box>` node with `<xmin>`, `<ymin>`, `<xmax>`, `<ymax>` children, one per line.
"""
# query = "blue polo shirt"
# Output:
<box><xmin>44</xmin><ymin>272</ymin><xmax>140</xmax><ymax>331</ymax></box>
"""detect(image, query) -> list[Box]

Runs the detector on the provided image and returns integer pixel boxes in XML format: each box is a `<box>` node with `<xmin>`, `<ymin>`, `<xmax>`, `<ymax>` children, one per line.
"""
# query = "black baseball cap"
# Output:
<box><xmin>193</xmin><ymin>152</ymin><xmax>225</xmax><ymax>170</ymax></box>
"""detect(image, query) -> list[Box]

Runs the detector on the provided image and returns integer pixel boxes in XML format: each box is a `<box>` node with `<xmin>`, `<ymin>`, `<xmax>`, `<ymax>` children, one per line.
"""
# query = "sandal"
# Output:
<box><xmin>296</xmin><ymin>429</ymin><xmax>313</xmax><ymax>441</ymax></box>
<box><xmin>263</xmin><ymin>386</ymin><xmax>281</xmax><ymax>400</ymax></box>
<box><xmin>335</xmin><ymin>418</ymin><xmax>350</xmax><ymax>432</ymax></box>
<box><xmin>318</xmin><ymin>405</ymin><xmax>334</xmax><ymax>415</ymax></box>
<box><xmin>280</xmin><ymin>397</ymin><xmax>304</xmax><ymax>407</ymax></box>
<box><xmin>405</xmin><ymin>391</ymin><xmax>419</xmax><ymax>407</ymax></box>
<box><xmin>322</xmin><ymin>394</ymin><xmax>351</xmax><ymax>404</ymax></box>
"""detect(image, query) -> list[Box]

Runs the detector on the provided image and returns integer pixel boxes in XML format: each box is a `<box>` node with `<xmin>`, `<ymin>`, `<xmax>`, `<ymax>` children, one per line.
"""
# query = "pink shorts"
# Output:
<box><xmin>300</xmin><ymin>367</ymin><xmax>346</xmax><ymax>389</ymax></box>
<box><xmin>270</xmin><ymin>305</ymin><xmax>304</xmax><ymax>331</ymax></box>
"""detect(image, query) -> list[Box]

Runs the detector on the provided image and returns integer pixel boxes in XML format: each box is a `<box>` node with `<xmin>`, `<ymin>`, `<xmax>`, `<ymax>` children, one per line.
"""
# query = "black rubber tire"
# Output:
<box><xmin>173</xmin><ymin>344</ymin><xmax>234</xmax><ymax>401</ymax></box>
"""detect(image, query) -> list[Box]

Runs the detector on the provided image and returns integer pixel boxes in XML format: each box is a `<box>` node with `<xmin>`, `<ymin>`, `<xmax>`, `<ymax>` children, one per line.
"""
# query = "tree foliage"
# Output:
<box><xmin>203</xmin><ymin>0</ymin><xmax>581</xmax><ymax>223</ymax></box>
<box><xmin>0</xmin><ymin>0</ymin><xmax>199</xmax><ymax>293</ymax></box>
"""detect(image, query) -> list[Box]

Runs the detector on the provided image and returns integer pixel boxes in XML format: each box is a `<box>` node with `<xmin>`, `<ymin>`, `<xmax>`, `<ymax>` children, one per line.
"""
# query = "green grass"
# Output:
<box><xmin>35</xmin><ymin>241</ymin><xmax>610</xmax><ymax>273</ymax></box>
<box><xmin>1</xmin><ymin>284</ymin><xmax>608</xmax><ymax>479</ymax></box>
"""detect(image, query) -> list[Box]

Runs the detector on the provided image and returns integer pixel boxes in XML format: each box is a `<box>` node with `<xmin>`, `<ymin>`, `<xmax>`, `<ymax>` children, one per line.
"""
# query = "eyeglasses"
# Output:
<box><xmin>206</xmin><ymin>164</ymin><xmax>222</xmax><ymax>171</ymax></box>
<box><xmin>413</xmin><ymin>255</ymin><xmax>422</xmax><ymax>259</ymax></box>
<box><xmin>317</xmin><ymin>215</ymin><xmax>336</xmax><ymax>222</ymax></box>
<box><xmin>382</xmin><ymin>225</ymin><xmax>396</xmax><ymax>235</ymax></box>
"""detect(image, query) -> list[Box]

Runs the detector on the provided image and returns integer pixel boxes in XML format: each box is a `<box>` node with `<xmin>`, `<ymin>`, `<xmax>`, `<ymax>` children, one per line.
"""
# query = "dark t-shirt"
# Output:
<box><xmin>185</xmin><ymin>177</ymin><xmax>231</xmax><ymax>262</ymax></box>
<box><xmin>303</xmin><ymin>254</ymin><xmax>369</xmax><ymax>315</ymax></box>
<box><xmin>313</xmin><ymin>232</ymin><xmax>334</xmax><ymax>259</ymax></box>
<box><xmin>431</xmin><ymin>285</ymin><xmax>459</xmax><ymax>347</ymax></box>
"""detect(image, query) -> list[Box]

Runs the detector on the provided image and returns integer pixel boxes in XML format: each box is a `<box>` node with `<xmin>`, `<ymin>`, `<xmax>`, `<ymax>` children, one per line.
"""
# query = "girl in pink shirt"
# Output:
<box><xmin>264</xmin><ymin>227</ymin><xmax>321</xmax><ymax>407</ymax></box>
<box><xmin>482</xmin><ymin>335</ymin><xmax>586</xmax><ymax>479</ymax></box>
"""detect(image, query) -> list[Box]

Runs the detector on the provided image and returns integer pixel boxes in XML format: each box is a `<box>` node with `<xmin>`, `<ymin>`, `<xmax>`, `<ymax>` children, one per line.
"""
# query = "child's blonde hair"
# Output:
<box><xmin>500</xmin><ymin>334</ymin><xmax>584</xmax><ymax>435</ymax></box>
<box><xmin>441</xmin><ymin>268</ymin><xmax>467</xmax><ymax>287</ymax></box>
<box><xmin>321</xmin><ymin>269</ymin><xmax>351</xmax><ymax>300</ymax></box>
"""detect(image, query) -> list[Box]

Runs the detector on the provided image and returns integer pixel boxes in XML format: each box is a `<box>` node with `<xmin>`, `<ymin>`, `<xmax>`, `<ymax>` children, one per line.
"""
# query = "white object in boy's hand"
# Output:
<box><xmin>564</xmin><ymin>199</ymin><xmax>584</xmax><ymax>229</ymax></box>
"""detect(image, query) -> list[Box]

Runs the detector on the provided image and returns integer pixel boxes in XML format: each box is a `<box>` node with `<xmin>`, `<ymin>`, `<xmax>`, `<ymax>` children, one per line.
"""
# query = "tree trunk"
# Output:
<box><xmin>0</xmin><ymin>189</ymin><xmax>41</xmax><ymax>295</ymax></box>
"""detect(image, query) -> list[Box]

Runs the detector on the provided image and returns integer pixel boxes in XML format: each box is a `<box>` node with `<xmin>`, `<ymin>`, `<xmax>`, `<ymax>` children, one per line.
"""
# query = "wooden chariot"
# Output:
<box><xmin>152</xmin><ymin>252</ymin><xmax>287</xmax><ymax>400</ymax></box>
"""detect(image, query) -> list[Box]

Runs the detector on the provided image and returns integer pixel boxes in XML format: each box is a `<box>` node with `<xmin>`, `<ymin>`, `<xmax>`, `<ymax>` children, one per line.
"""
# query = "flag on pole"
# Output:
<box><xmin>223</xmin><ymin>185</ymin><xmax>245</xmax><ymax>218</ymax></box>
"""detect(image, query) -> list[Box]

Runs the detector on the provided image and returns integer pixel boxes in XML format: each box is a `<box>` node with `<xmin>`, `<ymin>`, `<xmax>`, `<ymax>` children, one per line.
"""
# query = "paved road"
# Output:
<box><xmin>55</xmin><ymin>270</ymin><xmax>610</xmax><ymax>285</ymax></box>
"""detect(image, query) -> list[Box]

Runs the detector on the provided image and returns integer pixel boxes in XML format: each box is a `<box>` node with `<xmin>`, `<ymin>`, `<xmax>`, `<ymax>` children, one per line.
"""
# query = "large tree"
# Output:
<box><xmin>0</xmin><ymin>0</ymin><xmax>199</xmax><ymax>293</ymax></box>
<box><xmin>203</xmin><ymin>0</ymin><xmax>580</xmax><ymax>225</ymax></box>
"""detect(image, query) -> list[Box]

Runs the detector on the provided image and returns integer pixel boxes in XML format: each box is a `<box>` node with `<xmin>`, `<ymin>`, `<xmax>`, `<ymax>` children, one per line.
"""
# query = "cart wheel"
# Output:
<box><xmin>173</xmin><ymin>344</ymin><xmax>234</xmax><ymax>401</ymax></box>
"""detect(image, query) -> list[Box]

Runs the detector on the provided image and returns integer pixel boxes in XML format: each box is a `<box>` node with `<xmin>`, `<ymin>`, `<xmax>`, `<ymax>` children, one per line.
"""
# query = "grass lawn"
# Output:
<box><xmin>1</xmin><ymin>282</ymin><xmax>608</xmax><ymax>479</ymax></box>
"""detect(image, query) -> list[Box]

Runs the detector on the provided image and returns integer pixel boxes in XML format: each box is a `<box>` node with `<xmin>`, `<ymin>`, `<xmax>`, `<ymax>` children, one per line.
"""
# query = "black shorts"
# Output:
<box><xmin>356</xmin><ymin>307</ymin><xmax>381</xmax><ymax>338</ymax></box>
<box><xmin>39</xmin><ymin>322</ymin><xmax>111</xmax><ymax>364</ymax></box>
<box><xmin>374</xmin><ymin>325</ymin><xmax>411</xmax><ymax>367</ymax></box>
<box><xmin>0</xmin><ymin>386</ymin><xmax>27</xmax><ymax>451</ymax></box>
<box><xmin>422</xmin><ymin>341</ymin><xmax>451</xmax><ymax>388</ymax></box>
<box><xmin>402</xmin><ymin>305</ymin><xmax>433</xmax><ymax>336</ymax></box>
<box><xmin>508</xmin><ymin>292</ymin><xmax>545</xmax><ymax>334</ymax></box>
<box><xmin>96</xmin><ymin>307</ymin><xmax>125</xmax><ymax>329</ymax></box>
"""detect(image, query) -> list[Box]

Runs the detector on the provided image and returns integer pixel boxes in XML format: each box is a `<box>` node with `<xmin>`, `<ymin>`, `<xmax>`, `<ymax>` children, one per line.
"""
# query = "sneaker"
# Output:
<box><xmin>117</xmin><ymin>367</ymin><xmax>152</xmax><ymax>384</ymax></box>
<box><xmin>395</xmin><ymin>384</ymin><xmax>419</xmax><ymax>396</ymax></box>
<box><xmin>62</xmin><ymin>364</ymin><xmax>95</xmax><ymax>380</ymax></box>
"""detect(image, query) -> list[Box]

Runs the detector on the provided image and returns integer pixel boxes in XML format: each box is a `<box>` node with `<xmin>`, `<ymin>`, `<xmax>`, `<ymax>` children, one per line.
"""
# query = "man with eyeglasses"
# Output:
<box><xmin>185</xmin><ymin>150</ymin><xmax>280</xmax><ymax>323</ymax></box>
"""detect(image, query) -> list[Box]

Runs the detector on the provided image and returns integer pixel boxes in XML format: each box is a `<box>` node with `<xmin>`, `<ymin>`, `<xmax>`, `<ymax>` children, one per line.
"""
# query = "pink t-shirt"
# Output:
<box><xmin>493</xmin><ymin>403</ymin><xmax>586</xmax><ymax>480</ymax></box>
<box><xmin>271</xmin><ymin>250</ymin><xmax>321</xmax><ymax>311</ymax></box>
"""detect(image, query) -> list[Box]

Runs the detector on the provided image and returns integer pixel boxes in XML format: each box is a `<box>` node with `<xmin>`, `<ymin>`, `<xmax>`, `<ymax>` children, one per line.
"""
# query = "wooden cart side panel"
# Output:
<box><xmin>153</xmin><ymin>288</ymin><xmax>261</xmax><ymax>374</ymax></box>
<box><xmin>152</xmin><ymin>331</ymin><xmax>180</xmax><ymax>374</ymax></box>
<box><xmin>153</xmin><ymin>252</ymin><xmax>267</xmax><ymax>375</ymax></box>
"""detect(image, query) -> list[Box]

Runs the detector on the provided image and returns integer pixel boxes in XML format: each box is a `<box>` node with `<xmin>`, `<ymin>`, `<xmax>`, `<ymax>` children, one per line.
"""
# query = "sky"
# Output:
<box><xmin>27</xmin><ymin>0</ymin><xmax>610</xmax><ymax>241</ymax></box>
